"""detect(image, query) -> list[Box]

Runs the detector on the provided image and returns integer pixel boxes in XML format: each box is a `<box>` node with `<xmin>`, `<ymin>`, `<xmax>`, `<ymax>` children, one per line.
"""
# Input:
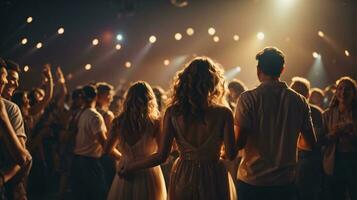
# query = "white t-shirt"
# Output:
<box><xmin>3</xmin><ymin>98</ymin><xmax>26</xmax><ymax>140</ymax></box>
<box><xmin>74</xmin><ymin>108</ymin><xmax>107</xmax><ymax>158</ymax></box>
<box><xmin>235</xmin><ymin>81</ymin><xmax>314</xmax><ymax>186</ymax></box>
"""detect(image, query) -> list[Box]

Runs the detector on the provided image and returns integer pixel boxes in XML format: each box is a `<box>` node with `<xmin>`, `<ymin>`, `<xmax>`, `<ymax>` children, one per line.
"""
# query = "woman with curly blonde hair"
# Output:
<box><xmin>120</xmin><ymin>57</ymin><xmax>237</xmax><ymax>200</ymax></box>
<box><xmin>106</xmin><ymin>81</ymin><xmax>167</xmax><ymax>200</ymax></box>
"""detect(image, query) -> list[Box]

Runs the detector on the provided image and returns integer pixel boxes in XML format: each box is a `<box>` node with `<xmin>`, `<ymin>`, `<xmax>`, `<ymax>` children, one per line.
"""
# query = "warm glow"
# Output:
<box><xmin>58</xmin><ymin>27</ymin><xmax>64</xmax><ymax>34</ymax></box>
<box><xmin>92</xmin><ymin>38</ymin><xmax>99</xmax><ymax>46</ymax></box>
<box><xmin>116</xmin><ymin>34</ymin><xmax>123</xmax><ymax>41</ymax></box>
<box><xmin>318</xmin><ymin>31</ymin><xmax>324</xmax><ymax>38</ymax></box>
<box><xmin>164</xmin><ymin>59</ymin><xmax>170</xmax><ymax>66</ymax></box>
<box><xmin>21</xmin><ymin>38</ymin><xmax>28</xmax><ymax>45</ymax></box>
<box><xmin>208</xmin><ymin>27</ymin><xmax>216</xmax><ymax>35</ymax></box>
<box><xmin>312</xmin><ymin>52</ymin><xmax>320</xmax><ymax>58</ymax></box>
<box><xmin>125</xmin><ymin>61</ymin><xmax>132</xmax><ymax>68</ymax></box>
<box><xmin>26</xmin><ymin>17</ymin><xmax>33</xmax><ymax>23</ymax></box>
<box><xmin>233</xmin><ymin>35</ymin><xmax>240</xmax><ymax>41</ymax></box>
<box><xmin>186</xmin><ymin>28</ymin><xmax>194</xmax><ymax>36</ymax></box>
<box><xmin>149</xmin><ymin>35</ymin><xmax>157</xmax><ymax>43</ymax></box>
<box><xmin>115</xmin><ymin>44</ymin><xmax>122</xmax><ymax>50</ymax></box>
<box><xmin>174</xmin><ymin>33</ymin><xmax>182</xmax><ymax>40</ymax></box>
<box><xmin>84</xmin><ymin>64</ymin><xmax>92</xmax><ymax>70</ymax></box>
<box><xmin>36</xmin><ymin>42</ymin><xmax>43</xmax><ymax>49</ymax></box>
<box><xmin>344</xmin><ymin>50</ymin><xmax>350</xmax><ymax>57</ymax></box>
<box><xmin>23</xmin><ymin>65</ymin><xmax>29</xmax><ymax>72</ymax></box>
<box><xmin>257</xmin><ymin>32</ymin><xmax>265</xmax><ymax>40</ymax></box>
<box><xmin>213</xmin><ymin>36</ymin><xmax>220</xmax><ymax>42</ymax></box>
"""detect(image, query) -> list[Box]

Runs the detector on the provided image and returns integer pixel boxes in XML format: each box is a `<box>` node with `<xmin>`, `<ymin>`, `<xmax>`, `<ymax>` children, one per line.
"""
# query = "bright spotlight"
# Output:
<box><xmin>58</xmin><ymin>27</ymin><xmax>64</xmax><ymax>34</ymax></box>
<box><xmin>208</xmin><ymin>27</ymin><xmax>216</xmax><ymax>36</ymax></box>
<box><xmin>318</xmin><ymin>31</ymin><xmax>324</xmax><ymax>38</ymax></box>
<box><xmin>235</xmin><ymin>66</ymin><xmax>241</xmax><ymax>73</ymax></box>
<box><xmin>125</xmin><ymin>61</ymin><xmax>132</xmax><ymax>68</ymax></box>
<box><xmin>23</xmin><ymin>65</ymin><xmax>29</xmax><ymax>72</ymax></box>
<box><xmin>149</xmin><ymin>35</ymin><xmax>157</xmax><ymax>43</ymax></box>
<box><xmin>36</xmin><ymin>42</ymin><xmax>43</xmax><ymax>49</ymax></box>
<box><xmin>115</xmin><ymin>44</ymin><xmax>122</xmax><ymax>50</ymax></box>
<box><xmin>257</xmin><ymin>32</ymin><xmax>265</xmax><ymax>40</ymax></box>
<box><xmin>344</xmin><ymin>50</ymin><xmax>350</xmax><ymax>57</ymax></box>
<box><xmin>116</xmin><ymin>34</ymin><xmax>123</xmax><ymax>41</ymax></box>
<box><xmin>21</xmin><ymin>38</ymin><xmax>28</xmax><ymax>45</ymax></box>
<box><xmin>164</xmin><ymin>59</ymin><xmax>170</xmax><ymax>66</ymax></box>
<box><xmin>186</xmin><ymin>28</ymin><xmax>194</xmax><ymax>36</ymax></box>
<box><xmin>233</xmin><ymin>35</ymin><xmax>240</xmax><ymax>41</ymax></box>
<box><xmin>213</xmin><ymin>36</ymin><xmax>220</xmax><ymax>42</ymax></box>
<box><xmin>174</xmin><ymin>33</ymin><xmax>182</xmax><ymax>40</ymax></box>
<box><xmin>92</xmin><ymin>38</ymin><xmax>99</xmax><ymax>46</ymax></box>
<box><xmin>84</xmin><ymin>64</ymin><xmax>92</xmax><ymax>70</ymax></box>
<box><xmin>26</xmin><ymin>16</ymin><xmax>33</xmax><ymax>23</ymax></box>
<box><xmin>312</xmin><ymin>52</ymin><xmax>320</xmax><ymax>58</ymax></box>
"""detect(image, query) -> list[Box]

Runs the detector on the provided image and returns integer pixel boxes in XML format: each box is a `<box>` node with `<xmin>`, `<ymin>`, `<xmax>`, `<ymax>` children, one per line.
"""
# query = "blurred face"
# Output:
<box><xmin>228</xmin><ymin>88</ymin><xmax>239</xmax><ymax>102</ymax></box>
<box><xmin>336</xmin><ymin>81</ymin><xmax>355</xmax><ymax>105</ymax></box>
<box><xmin>309</xmin><ymin>91</ymin><xmax>324</xmax><ymax>107</ymax></box>
<box><xmin>99</xmin><ymin>90</ymin><xmax>114</xmax><ymax>106</ymax></box>
<box><xmin>22</xmin><ymin>93</ymin><xmax>30</xmax><ymax>110</ymax></box>
<box><xmin>3</xmin><ymin>69</ymin><xmax>19</xmax><ymax>98</ymax></box>
<box><xmin>0</xmin><ymin>67</ymin><xmax>8</xmax><ymax>94</ymax></box>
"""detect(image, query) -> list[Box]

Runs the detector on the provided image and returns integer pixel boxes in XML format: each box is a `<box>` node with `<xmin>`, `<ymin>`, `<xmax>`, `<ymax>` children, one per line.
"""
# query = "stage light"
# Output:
<box><xmin>164</xmin><ymin>59</ymin><xmax>170</xmax><ymax>66</ymax></box>
<box><xmin>92</xmin><ymin>38</ymin><xmax>99</xmax><ymax>46</ymax></box>
<box><xmin>345</xmin><ymin>50</ymin><xmax>350</xmax><ymax>57</ymax></box>
<box><xmin>116</xmin><ymin>34</ymin><xmax>123</xmax><ymax>41</ymax></box>
<box><xmin>21</xmin><ymin>38</ymin><xmax>28</xmax><ymax>45</ymax></box>
<box><xmin>233</xmin><ymin>35</ymin><xmax>240</xmax><ymax>41</ymax></box>
<box><xmin>208</xmin><ymin>27</ymin><xmax>216</xmax><ymax>35</ymax></box>
<box><xmin>174</xmin><ymin>33</ymin><xmax>182</xmax><ymax>40</ymax></box>
<box><xmin>312</xmin><ymin>52</ymin><xmax>320</xmax><ymax>58</ymax></box>
<box><xmin>235</xmin><ymin>66</ymin><xmax>241</xmax><ymax>73</ymax></box>
<box><xmin>149</xmin><ymin>35</ymin><xmax>157</xmax><ymax>43</ymax></box>
<box><xmin>186</xmin><ymin>28</ymin><xmax>194</xmax><ymax>36</ymax></box>
<box><xmin>84</xmin><ymin>64</ymin><xmax>92</xmax><ymax>70</ymax></box>
<box><xmin>36</xmin><ymin>42</ymin><xmax>43</xmax><ymax>49</ymax></box>
<box><xmin>318</xmin><ymin>31</ymin><xmax>324</xmax><ymax>38</ymax></box>
<box><xmin>125</xmin><ymin>61</ymin><xmax>132</xmax><ymax>68</ymax></box>
<box><xmin>213</xmin><ymin>36</ymin><xmax>220</xmax><ymax>42</ymax></box>
<box><xmin>58</xmin><ymin>27</ymin><xmax>64</xmax><ymax>34</ymax></box>
<box><xmin>23</xmin><ymin>65</ymin><xmax>29</xmax><ymax>72</ymax></box>
<box><xmin>115</xmin><ymin>44</ymin><xmax>122</xmax><ymax>50</ymax></box>
<box><xmin>257</xmin><ymin>32</ymin><xmax>265</xmax><ymax>40</ymax></box>
<box><xmin>26</xmin><ymin>17</ymin><xmax>33</xmax><ymax>23</ymax></box>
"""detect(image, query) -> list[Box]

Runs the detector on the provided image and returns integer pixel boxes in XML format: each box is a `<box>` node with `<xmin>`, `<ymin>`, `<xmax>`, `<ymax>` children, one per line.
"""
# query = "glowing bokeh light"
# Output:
<box><xmin>164</xmin><ymin>59</ymin><xmax>170</xmax><ymax>66</ymax></box>
<box><xmin>312</xmin><ymin>52</ymin><xmax>320</xmax><ymax>58</ymax></box>
<box><xmin>26</xmin><ymin>17</ymin><xmax>33</xmax><ymax>23</ymax></box>
<box><xmin>174</xmin><ymin>33</ymin><xmax>182</xmax><ymax>40</ymax></box>
<box><xmin>23</xmin><ymin>65</ymin><xmax>29</xmax><ymax>72</ymax></box>
<box><xmin>233</xmin><ymin>35</ymin><xmax>240</xmax><ymax>41</ymax></box>
<box><xmin>186</xmin><ymin>28</ymin><xmax>194</xmax><ymax>36</ymax></box>
<box><xmin>125</xmin><ymin>61</ymin><xmax>132</xmax><ymax>68</ymax></box>
<box><xmin>115</xmin><ymin>44</ymin><xmax>122</xmax><ymax>50</ymax></box>
<box><xmin>36</xmin><ymin>42</ymin><xmax>43</xmax><ymax>49</ymax></box>
<box><xmin>213</xmin><ymin>36</ymin><xmax>220</xmax><ymax>42</ymax></box>
<box><xmin>57</xmin><ymin>27</ymin><xmax>64</xmax><ymax>34</ymax></box>
<box><xmin>149</xmin><ymin>35</ymin><xmax>157</xmax><ymax>43</ymax></box>
<box><xmin>116</xmin><ymin>34</ymin><xmax>123</xmax><ymax>41</ymax></box>
<box><xmin>318</xmin><ymin>31</ymin><xmax>324</xmax><ymax>38</ymax></box>
<box><xmin>257</xmin><ymin>32</ymin><xmax>265</xmax><ymax>40</ymax></box>
<box><xmin>208</xmin><ymin>27</ymin><xmax>216</xmax><ymax>35</ymax></box>
<box><xmin>21</xmin><ymin>38</ymin><xmax>28</xmax><ymax>45</ymax></box>
<box><xmin>84</xmin><ymin>64</ymin><xmax>92</xmax><ymax>70</ymax></box>
<box><xmin>345</xmin><ymin>50</ymin><xmax>350</xmax><ymax>57</ymax></box>
<box><xmin>92</xmin><ymin>38</ymin><xmax>99</xmax><ymax>46</ymax></box>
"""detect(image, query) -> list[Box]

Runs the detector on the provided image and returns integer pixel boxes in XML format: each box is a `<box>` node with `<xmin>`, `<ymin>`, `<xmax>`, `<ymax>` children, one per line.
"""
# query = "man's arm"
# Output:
<box><xmin>300</xmin><ymin>102</ymin><xmax>317</xmax><ymax>149</ymax></box>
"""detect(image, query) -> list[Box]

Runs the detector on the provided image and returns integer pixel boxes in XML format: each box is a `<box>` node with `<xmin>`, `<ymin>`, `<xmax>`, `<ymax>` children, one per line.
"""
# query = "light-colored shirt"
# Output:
<box><xmin>3</xmin><ymin>98</ymin><xmax>26</xmax><ymax>140</ymax></box>
<box><xmin>74</xmin><ymin>108</ymin><xmax>107</xmax><ymax>158</ymax></box>
<box><xmin>235</xmin><ymin>81</ymin><xmax>313</xmax><ymax>186</ymax></box>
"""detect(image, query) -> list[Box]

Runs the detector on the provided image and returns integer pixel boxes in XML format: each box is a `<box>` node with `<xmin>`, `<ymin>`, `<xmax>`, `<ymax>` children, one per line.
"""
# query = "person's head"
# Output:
<box><xmin>3</xmin><ymin>60</ymin><xmax>20</xmax><ymax>99</ymax></box>
<box><xmin>256</xmin><ymin>47</ymin><xmax>285</xmax><ymax>81</ymax></box>
<box><xmin>329</xmin><ymin>77</ymin><xmax>357</xmax><ymax>108</ymax></box>
<box><xmin>227</xmin><ymin>79</ymin><xmax>247</xmax><ymax>103</ymax></box>
<box><xmin>28</xmin><ymin>88</ymin><xmax>45</xmax><ymax>106</ymax></box>
<box><xmin>290</xmin><ymin>77</ymin><xmax>311</xmax><ymax>98</ymax></box>
<box><xmin>118</xmin><ymin>81</ymin><xmax>159</xmax><ymax>136</ymax></box>
<box><xmin>0</xmin><ymin>67</ymin><xmax>8</xmax><ymax>95</ymax></box>
<box><xmin>309</xmin><ymin>88</ymin><xmax>325</xmax><ymax>108</ymax></box>
<box><xmin>82</xmin><ymin>84</ymin><xmax>98</xmax><ymax>106</ymax></box>
<box><xmin>109</xmin><ymin>95</ymin><xmax>124</xmax><ymax>117</ymax></box>
<box><xmin>96</xmin><ymin>82</ymin><xmax>114</xmax><ymax>108</ymax></box>
<box><xmin>71</xmin><ymin>87</ymin><xmax>84</xmax><ymax>110</ymax></box>
<box><xmin>12</xmin><ymin>91</ymin><xmax>30</xmax><ymax>113</ymax></box>
<box><xmin>152</xmin><ymin>86</ymin><xmax>167</xmax><ymax>112</ymax></box>
<box><xmin>169</xmin><ymin>56</ymin><xmax>225</xmax><ymax>118</ymax></box>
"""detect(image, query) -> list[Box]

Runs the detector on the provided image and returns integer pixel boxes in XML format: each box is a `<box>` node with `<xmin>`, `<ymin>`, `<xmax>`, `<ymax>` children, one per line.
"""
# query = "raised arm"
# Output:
<box><xmin>55</xmin><ymin>66</ymin><xmax>68</xmax><ymax>109</ymax></box>
<box><xmin>122</xmin><ymin>109</ymin><xmax>175</xmax><ymax>174</ymax></box>
<box><xmin>29</xmin><ymin>64</ymin><xmax>54</xmax><ymax>115</ymax></box>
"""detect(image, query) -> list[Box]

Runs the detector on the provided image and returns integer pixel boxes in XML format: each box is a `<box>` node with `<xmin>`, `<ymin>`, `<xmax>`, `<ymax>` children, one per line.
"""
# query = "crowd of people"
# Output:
<box><xmin>0</xmin><ymin>46</ymin><xmax>356</xmax><ymax>200</ymax></box>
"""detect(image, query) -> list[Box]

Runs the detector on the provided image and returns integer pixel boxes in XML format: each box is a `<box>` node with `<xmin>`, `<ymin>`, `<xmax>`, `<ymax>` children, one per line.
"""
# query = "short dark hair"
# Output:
<box><xmin>82</xmin><ymin>85</ymin><xmax>97</xmax><ymax>102</ymax></box>
<box><xmin>96</xmin><ymin>82</ymin><xmax>113</xmax><ymax>95</ymax></box>
<box><xmin>228</xmin><ymin>79</ymin><xmax>247</xmax><ymax>94</ymax></box>
<box><xmin>290</xmin><ymin>77</ymin><xmax>310</xmax><ymax>98</ymax></box>
<box><xmin>256</xmin><ymin>47</ymin><xmax>285</xmax><ymax>77</ymax></box>
<box><xmin>72</xmin><ymin>87</ymin><xmax>84</xmax><ymax>100</ymax></box>
<box><xmin>5</xmin><ymin>60</ymin><xmax>21</xmax><ymax>73</ymax></box>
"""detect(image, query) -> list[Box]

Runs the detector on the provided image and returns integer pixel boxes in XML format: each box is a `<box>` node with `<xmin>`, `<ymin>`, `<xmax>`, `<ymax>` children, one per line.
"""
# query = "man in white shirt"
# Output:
<box><xmin>72</xmin><ymin>85</ymin><xmax>108</xmax><ymax>200</ymax></box>
<box><xmin>235</xmin><ymin>47</ymin><xmax>317</xmax><ymax>200</ymax></box>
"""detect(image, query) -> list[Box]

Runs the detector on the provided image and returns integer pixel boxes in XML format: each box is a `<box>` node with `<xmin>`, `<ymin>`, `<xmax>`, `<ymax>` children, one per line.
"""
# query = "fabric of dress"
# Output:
<box><xmin>169</xmin><ymin>116</ymin><xmax>237</xmax><ymax>200</ymax></box>
<box><xmin>107</xmin><ymin>132</ymin><xmax>167</xmax><ymax>200</ymax></box>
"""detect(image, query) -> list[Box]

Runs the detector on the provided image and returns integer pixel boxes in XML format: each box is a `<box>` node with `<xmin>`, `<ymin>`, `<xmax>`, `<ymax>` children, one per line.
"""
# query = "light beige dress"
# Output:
<box><xmin>107</xmin><ymin>132</ymin><xmax>167</xmax><ymax>200</ymax></box>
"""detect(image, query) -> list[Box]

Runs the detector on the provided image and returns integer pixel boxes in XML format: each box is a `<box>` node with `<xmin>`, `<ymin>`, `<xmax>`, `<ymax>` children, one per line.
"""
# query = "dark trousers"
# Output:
<box><xmin>325</xmin><ymin>152</ymin><xmax>357</xmax><ymax>200</ymax></box>
<box><xmin>71</xmin><ymin>155</ymin><xmax>108</xmax><ymax>200</ymax></box>
<box><xmin>237</xmin><ymin>179</ymin><xmax>296</xmax><ymax>200</ymax></box>
<box><xmin>296</xmin><ymin>150</ymin><xmax>322</xmax><ymax>200</ymax></box>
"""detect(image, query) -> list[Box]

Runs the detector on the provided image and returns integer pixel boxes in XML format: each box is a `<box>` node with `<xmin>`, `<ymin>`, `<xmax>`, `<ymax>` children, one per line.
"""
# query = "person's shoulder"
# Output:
<box><xmin>3</xmin><ymin>98</ymin><xmax>21</xmax><ymax>114</ymax></box>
